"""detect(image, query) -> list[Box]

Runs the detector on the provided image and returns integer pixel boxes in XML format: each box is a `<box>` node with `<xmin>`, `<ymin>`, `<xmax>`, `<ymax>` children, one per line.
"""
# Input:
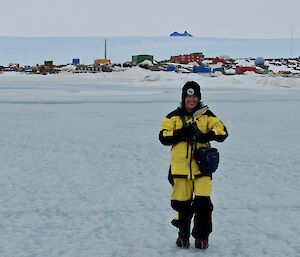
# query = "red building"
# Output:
<box><xmin>235</xmin><ymin>66</ymin><xmax>257</xmax><ymax>74</ymax></box>
<box><xmin>170</xmin><ymin>53</ymin><xmax>202</xmax><ymax>64</ymax></box>
<box><xmin>212</xmin><ymin>57</ymin><xmax>226</xmax><ymax>64</ymax></box>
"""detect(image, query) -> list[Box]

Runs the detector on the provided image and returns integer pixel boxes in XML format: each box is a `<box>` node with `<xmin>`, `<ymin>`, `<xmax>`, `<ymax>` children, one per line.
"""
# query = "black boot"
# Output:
<box><xmin>176</xmin><ymin>231</ymin><xmax>190</xmax><ymax>248</ymax></box>
<box><xmin>195</xmin><ymin>238</ymin><xmax>209</xmax><ymax>249</ymax></box>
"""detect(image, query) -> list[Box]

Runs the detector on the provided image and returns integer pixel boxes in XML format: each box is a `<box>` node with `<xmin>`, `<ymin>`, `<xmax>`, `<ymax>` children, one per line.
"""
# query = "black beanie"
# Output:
<box><xmin>182</xmin><ymin>81</ymin><xmax>201</xmax><ymax>101</ymax></box>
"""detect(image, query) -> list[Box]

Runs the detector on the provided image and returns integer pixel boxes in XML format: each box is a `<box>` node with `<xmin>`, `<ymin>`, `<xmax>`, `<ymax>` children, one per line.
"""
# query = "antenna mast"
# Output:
<box><xmin>290</xmin><ymin>24</ymin><xmax>294</xmax><ymax>58</ymax></box>
<box><xmin>104</xmin><ymin>38</ymin><xmax>107</xmax><ymax>59</ymax></box>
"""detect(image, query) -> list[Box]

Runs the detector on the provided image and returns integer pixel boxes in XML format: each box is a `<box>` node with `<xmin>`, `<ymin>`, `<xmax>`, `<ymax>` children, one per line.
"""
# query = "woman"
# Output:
<box><xmin>159</xmin><ymin>81</ymin><xmax>228</xmax><ymax>249</ymax></box>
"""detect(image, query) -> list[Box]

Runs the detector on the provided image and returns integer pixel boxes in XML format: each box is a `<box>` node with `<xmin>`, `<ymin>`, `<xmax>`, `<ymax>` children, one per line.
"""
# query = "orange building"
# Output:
<box><xmin>94</xmin><ymin>59</ymin><xmax>111</xmax><ymax>65</ymax></box>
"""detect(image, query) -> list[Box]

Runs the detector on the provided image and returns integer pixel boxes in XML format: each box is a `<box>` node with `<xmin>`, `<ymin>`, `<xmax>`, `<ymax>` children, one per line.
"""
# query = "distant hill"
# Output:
<box><xmin>170</xmin><ymin>31</ymin><xmax>193</xmax><ymax>37</ymax></box>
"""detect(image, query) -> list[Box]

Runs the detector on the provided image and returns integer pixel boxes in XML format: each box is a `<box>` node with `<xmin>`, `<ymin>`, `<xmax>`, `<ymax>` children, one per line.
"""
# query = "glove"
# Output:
<box><xmin>174</xmin><ymin>124</ymin><xmax>193</xmax><ymax>141</ymax></box>
<box><xmin>190</xmin><ymin>123</ymin><xmax>215</xmax><ymax>143</ymax></box>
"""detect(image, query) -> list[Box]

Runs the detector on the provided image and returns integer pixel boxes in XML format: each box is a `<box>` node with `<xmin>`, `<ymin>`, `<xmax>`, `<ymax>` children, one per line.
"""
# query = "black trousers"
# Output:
<box><xmin>171</xmin><ymin>196</ymin><xmax>213</xmax><ymax>240</ymax></box>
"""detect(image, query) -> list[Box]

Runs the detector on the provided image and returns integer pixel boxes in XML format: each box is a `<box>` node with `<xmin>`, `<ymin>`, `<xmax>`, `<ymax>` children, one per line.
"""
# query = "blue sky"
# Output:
<box><xmin>1</xmin><ymin>0</ymin><xmax>300</xmax><ymax>38</ymax></box>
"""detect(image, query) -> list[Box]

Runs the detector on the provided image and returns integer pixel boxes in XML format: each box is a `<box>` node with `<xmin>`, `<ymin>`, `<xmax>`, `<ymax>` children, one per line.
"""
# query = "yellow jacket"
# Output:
<box><xmin>159</xmin><ymin>105</ymin><xmax>228</xmax><ymax>179</ymax></box>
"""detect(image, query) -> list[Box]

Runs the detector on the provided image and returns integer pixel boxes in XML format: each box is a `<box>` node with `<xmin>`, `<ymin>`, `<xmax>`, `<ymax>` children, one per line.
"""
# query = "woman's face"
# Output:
<box><xmin>184</xmin><ymin>95</ymin><xmax>199</xmax><ymax>112</ymax></box>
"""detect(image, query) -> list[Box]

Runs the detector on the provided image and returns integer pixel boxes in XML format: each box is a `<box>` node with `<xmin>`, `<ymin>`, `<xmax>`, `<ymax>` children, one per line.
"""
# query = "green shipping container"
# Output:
<box><xmin>44</xmin><ymin>60</ymin><xmax>53</xmax><ymax>66</ymax></box>
<box><xmin>132</xmin><ymin>55</ymin><xmax>153</xmax><ymax>64</ymax></box>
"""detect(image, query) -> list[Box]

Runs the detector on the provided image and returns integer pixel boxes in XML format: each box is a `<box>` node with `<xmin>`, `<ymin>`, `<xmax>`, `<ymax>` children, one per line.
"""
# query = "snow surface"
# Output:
<box><xmin>0</xmin><ymin>69</ymin><xmax>299</xmax><ymax>257</ymax></box>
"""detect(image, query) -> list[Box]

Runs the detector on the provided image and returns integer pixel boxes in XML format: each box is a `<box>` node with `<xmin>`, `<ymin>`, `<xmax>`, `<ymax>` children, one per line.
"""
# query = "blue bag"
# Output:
<box><xmin>193</xmin><ymin>148</ymin><xmax>219</xmax><ymax>175</ymax></box>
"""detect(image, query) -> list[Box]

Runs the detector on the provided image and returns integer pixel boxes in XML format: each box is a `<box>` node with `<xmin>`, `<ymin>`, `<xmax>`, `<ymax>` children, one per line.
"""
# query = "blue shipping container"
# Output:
<box><xmin>193</xmin><ymin>66</ymin><xmax>211</xmax><ymax>73</ymax></box>
<box><xmin>72</xmin><ymin>58</ymin><xmax>80</xmax><ymax>65</ymax></box>
<box><xmin>167</xmin><ymin>65</ymin><xmax>176</xmax><ymax>71</ymax></box>
<box><xmin>212</xmin><ymin>67</ymin><xmax>224</xmax><ymax>73</ymax></box>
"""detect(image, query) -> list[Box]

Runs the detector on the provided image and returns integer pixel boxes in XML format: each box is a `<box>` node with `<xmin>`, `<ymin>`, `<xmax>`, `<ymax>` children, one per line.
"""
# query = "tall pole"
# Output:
<box><xmin>104</xmin><ymin>38</ymin><xmax>107</xmax><ymax>60</ymax></box>
<box><xmin>290</xmin><ymin>24</ymin><xmax>294</xmax><ymax>59</ymax></box>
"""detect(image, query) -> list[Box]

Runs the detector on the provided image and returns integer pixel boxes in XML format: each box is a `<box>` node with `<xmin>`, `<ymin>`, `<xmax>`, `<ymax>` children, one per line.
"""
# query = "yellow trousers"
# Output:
<box><xmin>171</xmin><ymin>177</ymin><xmax>212</xmax><ymax>201</ymax></box>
